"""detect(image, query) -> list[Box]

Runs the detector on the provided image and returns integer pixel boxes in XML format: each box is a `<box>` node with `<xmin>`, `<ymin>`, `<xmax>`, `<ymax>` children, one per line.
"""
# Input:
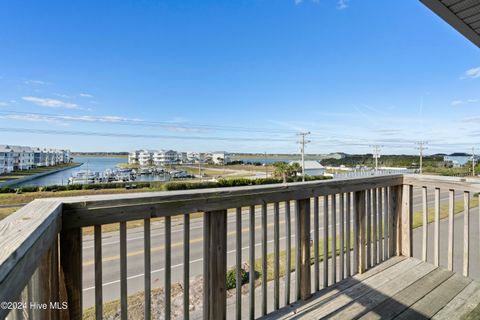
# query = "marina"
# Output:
<box><xmin>13</xmin><ymin>156</ymin><xmax>190</xmax><ymax>187</ymax></box>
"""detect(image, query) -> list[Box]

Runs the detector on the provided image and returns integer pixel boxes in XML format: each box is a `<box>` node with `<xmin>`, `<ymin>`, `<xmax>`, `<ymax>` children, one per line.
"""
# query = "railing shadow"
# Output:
<box><xmin>258</xmin><ymin>261</ymin><xmax>434</xmax><ymax>319</ymax></box>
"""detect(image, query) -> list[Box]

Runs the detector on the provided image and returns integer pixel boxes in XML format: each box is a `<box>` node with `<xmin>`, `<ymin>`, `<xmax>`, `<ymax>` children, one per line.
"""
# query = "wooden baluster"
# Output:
<box><xmin>249</xmin><ymin>205</ymin><xmax>255</xmax><ymax>319</ymax></box>
<box><xmin>323</xmin><ymin>195</ymin><xmax>329</xmax><ymax>287</ymax></box>
<box><xmin>355</xmin><ymin>190</ymin><xmax>366</xmax><ymax>274</ymax></box>
<box><xmin>285</xmin><ymin>201</ymin><xmax>291</xmax><ymax>306</ymax></box>
<box><xmin>332</xmin><ymin>194</ymin><xmax>337</xmax><ymax>283</ymax></box>
<box><xmin>60</xmin><ymin>227</ymin><xmax>82</xmax><ymax>320</ymax></box>
<box><xmin>464</xmin><ymin>191</ymin><xmax>470</xmax><ymax>277</ymax></box>
<box><xmin>372</xmin><ymin>189</ymin><xmax>378</xmax><ymax>265</ymax></box>
<box><xmin>274</xmin><ymin>202</ymin><xmax>280</xmax><ymax>310</ymax></box>
<box><xmin>346</xmin><ymin>193</ymin><xmax>351</xmax><ymax>278</ymax></box>
<box><xmin>183</xmin><ymin>215</ymin><xmax>189</xmax><ymax>320</ymax></box>
<box><xmin>390</xmin><ymin>186</ymin><xmax>400</xmax><ymax>256</ymax></box>
<box><xmin>236</xmin><ymin>208</ymin><xmax>242</xmax><ymax>320</ymax></box>
<box><xmin>120</xmin><ymin>221</ymin><xmax>128</xmax><ymax>320</ymax></box>
<box><xmin>366</xmin><ymin>190</ymin><xmax>371</xmax><ymax>268</ymax></box>
<box><xmin>203</xmin><ymin>210</ymin><xmax>227</xmax><ymax>320</ymax></box>
<box><xmin>422</xmin><ymin>187</ymin><xmax>428</xmax><ymax>262</ymax></box>
<box><xmin>378</xmin><ymin>188</ymin><xmax>383</xmax><ymax>262</ymax></box>
<box><xmin>297</xmin><ymin>198</ymin><xmax>311</xmax><ymax>300</ymax></box>
<box><xmin>448</xmin><ymin>190</ymin><xmax>455</xmax><ymax>271</ymax></box>
<box><xmin>144</xmin><ymin>219</ymin><xmax>152</xmax><ymax>320</ymax></box>
<box><xmin>434</xmin><ymin>188</ymin><xmax>440</xmax><ymax>267</ymax></box>
<box><xmin>339</xmin><ymin>193</ymin><xmax>345</xmax><ymax>281</ymax></box>
<box><xmin>353</xmin><ymin>192</ymin><xmax>359</xmax><ymax>275</ymax></box>
<box><xmin>94</xmin><ymin>225</ymin><xmax>103</xmax><ymax>320</ymax></box>
<box><xmin>261</xmin><ymin>204</ymin><xmax>267</xmax><ymax>316</ymax></box>
<box><xmin>384</xmin><ymin>187</ymin><xmax>389</xmax><ymax>259</ymax></box>
<box><xmin>401</xmin><ymin>185</ymin><xmax>413</xmax><ymax>257</ymax></box>
<box><xmin>314</xmin><ymin>196</ymin><xmax>319</xmax><ymax>292</ymax></box>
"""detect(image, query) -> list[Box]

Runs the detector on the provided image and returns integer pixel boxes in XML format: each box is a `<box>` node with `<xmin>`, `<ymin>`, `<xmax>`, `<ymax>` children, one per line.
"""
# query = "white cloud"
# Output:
<box><xmin>0</xmin><ymin>101</ymin><xmax>8</xmax><ymax>107</ymax></box>
<box><xmin>294</xmin><ymin>0</ymin><xmax>303</xmax><ymax>5</ymax></box>
<box><xmin>24</xmin><ymin>79</ymin><xmax>50</xmax><ymax>85</ymax></box>
<box><xmin>463</xmin><ymin>67</ymin><xmax>480</xmax><ymax>79</ymax></box>
<box><xmin>337</xmin><ymin>0</ymin><xmax>349</xmax><ymax>10</ymax></box>
<box><xmin>79</xmin><ymin>93</ymin><xmax>94</xmax><ymax>98</ymax></box>
<box><xmin>22</xmin><ymin>96</ymin><xmax>79</xmax><ymax>109</ymax></box>
<box><xmin>451</xmin><ymin>99</ymin><xmax>478</xmax><ymax>106</ymax></box>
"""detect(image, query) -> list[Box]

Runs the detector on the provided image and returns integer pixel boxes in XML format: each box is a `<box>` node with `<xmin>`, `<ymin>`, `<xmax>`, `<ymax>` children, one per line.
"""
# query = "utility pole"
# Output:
<box><xmin>297</xmin><ymin>132</ymin><xmax>311</xmax><ymax>182</ymax></box>
<box><xmin>472</xmin><ymin>146</ymin><xmax>476</xmax><ymax>176</ymax></box>
<box><xmin>370</xmin><ymin>145</ymin><xmax>382</xmax><ymax>174</ymax></box>
<box><xmin>415</xmin><ymin>141</ymin><xmax>428</xmax><ymax>174</ymax></box>
<box><xmin>198</xmin><ymin>153</ymin><xmax>202</xmax><ymax>180</ymax></box>
<box><xmin>264</xmin><ymin>152</ymin><xmax>268</xmax><ymax>178</ymax></box>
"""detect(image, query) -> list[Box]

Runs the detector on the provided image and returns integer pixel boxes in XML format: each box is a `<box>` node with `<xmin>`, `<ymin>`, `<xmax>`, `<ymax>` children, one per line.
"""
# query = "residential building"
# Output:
<box><xmin>128</xmin><ymin>150</ymin><xmax>140</xmax><ymax>164</ymax></box>
<box><xmin>211</xmin><ymin>151</ymin><xmax>231</xmax><ymax>165</ymax></box>
<box><xmin>138</xmin><ymin>150</ymin><xmax>154</xmax><ymax>166</ymax></box>
<box><xmin>289</xmin><ymin>160</ymin><xmax>326</xmax><ymax>176</ymax></box>
<box><xmin>0</xmin><ymin>145</ymin><xmax>71</xmax><ymax>173</ymax></box>
<box><xmin>152</xmin><ymin>150</ymin><xmax>177</xmax><ymax>166</ymax></box>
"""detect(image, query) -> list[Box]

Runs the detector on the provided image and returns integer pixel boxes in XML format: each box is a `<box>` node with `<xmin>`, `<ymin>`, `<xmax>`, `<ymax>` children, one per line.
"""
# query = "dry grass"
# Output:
<box><xmin>0</xmin><ymin>207</ymin><xmax>20</xmax><ymax>220</ymax></box>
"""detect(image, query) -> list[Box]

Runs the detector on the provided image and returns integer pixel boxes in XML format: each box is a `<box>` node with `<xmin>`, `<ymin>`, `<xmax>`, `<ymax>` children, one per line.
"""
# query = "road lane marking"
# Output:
<box><xmin>82</xmin><ymin>219</ymin><xmax>286</xmax><ymax>267</ymax></box>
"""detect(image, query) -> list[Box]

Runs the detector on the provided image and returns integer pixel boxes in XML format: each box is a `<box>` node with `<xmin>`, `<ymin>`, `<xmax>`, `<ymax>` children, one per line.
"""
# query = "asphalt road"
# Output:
<box><xmin>81</xmin><ymin>187</ymin><xmax>470</xmax><ymax>308</ymax></box>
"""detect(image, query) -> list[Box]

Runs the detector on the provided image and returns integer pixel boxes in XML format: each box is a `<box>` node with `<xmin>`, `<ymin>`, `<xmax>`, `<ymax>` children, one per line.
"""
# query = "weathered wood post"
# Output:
<box><xmin>355</xmin><ymin>190</ymin><xmax>366</xmax><ymax>274</ymax></box>
<box><xmin>400</xmin><ymin>184</ymin><xmax>413</xmax><ymax>257</ymax></box>
<box><xmin>60</xmin><ymin>228</ymin><xmax>82</xmax><ymax>320</ymax></box>
<box><xmin>30</xmin><ymin>238</ymin><xmax>60</xmax><ymax>320</ymax></box>
<box><xmin>296</xmin><ymin>198</ymin><xmax>311</xmax><ymax>300</ymax></box>
<box><xmin>203</xmin><ymin>210</ymin><xmax>227</xmax><ymax>319</ymax></box>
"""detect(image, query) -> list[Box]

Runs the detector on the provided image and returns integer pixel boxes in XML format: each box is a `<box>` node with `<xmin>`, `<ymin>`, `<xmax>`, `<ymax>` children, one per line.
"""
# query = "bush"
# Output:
<box><xmin>226</xmin><ymin>267</ymin><xmax>248</xmax><ymax>290</ymax></box>
<box><xmin>0</xmin><ymin>187</ymin><xmax>16</xmax><ymax>193</ymax></box>
<box><xmin>18</xmin><ymin>186</ymin><xmax>39</xmax><ymax>193</ymax></box>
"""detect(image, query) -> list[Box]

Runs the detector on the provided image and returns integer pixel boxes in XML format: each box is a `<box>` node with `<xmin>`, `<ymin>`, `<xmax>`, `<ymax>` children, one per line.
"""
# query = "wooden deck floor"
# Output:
<box><xmin>262</xmin><ymin>256</ymin><xmax>480</xmax><ymax>320</ymax></box>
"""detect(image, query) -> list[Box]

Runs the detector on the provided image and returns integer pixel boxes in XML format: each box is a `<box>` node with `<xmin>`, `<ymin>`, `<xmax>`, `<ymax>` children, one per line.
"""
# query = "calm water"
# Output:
<box><xmin>15</xmin><ymin>156</ymin><xmax>129</xmax><ymax>187</ymax></box>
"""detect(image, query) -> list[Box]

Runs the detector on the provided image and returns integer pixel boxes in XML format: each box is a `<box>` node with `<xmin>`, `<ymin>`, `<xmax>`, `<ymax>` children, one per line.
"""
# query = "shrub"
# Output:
<box><xmin>226</xmin><ymin>267</ymin><xmax>248</xmax><ymax>290</ymax></box>
<box><xmin>18</xmin><ymin>186</ymin><xmax>39</xmax><ymax>193</ymax></box>
<box><xmin>0</xmin><ymin>187</ymin><xmax>16</xmax><ymax>193</ymax></box>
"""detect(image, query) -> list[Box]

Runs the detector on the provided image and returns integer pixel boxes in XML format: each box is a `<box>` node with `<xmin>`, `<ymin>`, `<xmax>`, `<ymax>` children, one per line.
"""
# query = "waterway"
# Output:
<box><xmin>15</xmin><ymin>156</ymin><xmax>169</xmax><ymax>187</ymax></box>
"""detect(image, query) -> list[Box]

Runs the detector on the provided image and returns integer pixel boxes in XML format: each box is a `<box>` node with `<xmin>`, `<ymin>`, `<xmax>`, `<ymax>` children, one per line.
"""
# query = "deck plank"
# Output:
<box><xmin>326</xmin><ymin>262</ymin><xmax>436</xmax><ymax>320</ymax></box>
<box><xmin>359</xmin><ymin>268</ymin><xmax>453</xmax><ymax>320</ymax></box>
<box><xmin>260</xmin><ymin>256</ymin><xmax>406</xmax><ymax>320</ymax></box>
<box><xmin>395</xmin><ymin>273</ymin><xmax>472</xmax><ymax>319</ymax></box>
<box><xmin>260</xmin><ymin>257</ymin><xmax>480</xmax><ymax>320</ymax></box>
<box><xmin>432</xmin><ymin>281</ymin><xmax>480</xmax><ymax>320</ymax></box>
<box><xmin>289</xmin><ymin>258</ymin><xmax>422</xmax><ymax>319</ymax></box>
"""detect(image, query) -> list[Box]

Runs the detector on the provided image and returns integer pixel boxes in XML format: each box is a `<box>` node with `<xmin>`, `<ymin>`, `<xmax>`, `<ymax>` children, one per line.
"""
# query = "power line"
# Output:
<box><xmin>0</xmin><ymin>127</ymin><xmax>297</xmax><ymax>142</ymax></box>
<box><xmin>296</xmin><ymin>132</ymin><xmax>311</xmax><ymax>182</ymax></box>
<box><xmin>415</xmin><ymin>141</ymin><xmax>428</xmax><ymax>174</ymax></box>
<box><xmin>0</xmin><ymin>110</ymin><xmax>297</xmax><ymax>134</ymax></box>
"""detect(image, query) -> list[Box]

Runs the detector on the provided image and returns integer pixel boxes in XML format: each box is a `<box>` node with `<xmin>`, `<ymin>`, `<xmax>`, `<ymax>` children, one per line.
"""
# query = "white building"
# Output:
<box><xmin>211</xmin><ymin>151</ymin><xmax>231</xmax><ymax>165</ymax></box>
<box><xmin>138</xmin><ymin>150</ymin><xmax>154</xmax><ymax>166</ymax></box>
<box><xmin>289</xmin><ymin>160</ymin><xmax>326</xmax><ymax>176</ymax></box>
<box><xmin>0</xmin><ymin>145</ymin><xmax>69</xmax><ymax>173</ymax></box>
<box><xmin>128</xmin><ymin>150</ymin><xmax>140</xmax><ymax>164</ymax></box>
<box><xmin>153</xmin><ymin>150</ymin><xmax>177</xmax><ymax>166</ymax></box>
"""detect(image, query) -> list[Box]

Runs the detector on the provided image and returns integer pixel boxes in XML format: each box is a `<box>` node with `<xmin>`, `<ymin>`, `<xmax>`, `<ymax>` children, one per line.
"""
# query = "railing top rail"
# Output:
<box><xmin>0</xmin><ymin>199</ymin><xmax>62</xmax><ymax>312</ymax></box>
<box><xmin>403</xmin><ymin>174</ymin><xmax>480</xmax><ymax>192</ymax></box>
<box><xmin>60</xmin><ymin>174</ymin><xmax>404</xmax><ymax>228</ymax></box>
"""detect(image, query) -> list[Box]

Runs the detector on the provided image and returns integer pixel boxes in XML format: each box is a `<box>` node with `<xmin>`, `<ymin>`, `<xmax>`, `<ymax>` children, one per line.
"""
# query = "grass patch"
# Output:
<box><xmin>0</xmin><ymin>207</ymin><xmax>21</xmax><ymax>220</ymax></box>
<box><xmin>412</xmin><ymin>196</ymin><xmax>478</xmax><ymax>229</ymax></box>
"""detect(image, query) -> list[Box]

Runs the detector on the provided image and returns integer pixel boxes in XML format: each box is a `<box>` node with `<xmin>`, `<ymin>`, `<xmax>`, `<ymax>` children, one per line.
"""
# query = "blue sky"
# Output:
<box><xmin>0</xmin><ymin>0</ymin><xmax>479</xmax><ymax>154</ymax></box>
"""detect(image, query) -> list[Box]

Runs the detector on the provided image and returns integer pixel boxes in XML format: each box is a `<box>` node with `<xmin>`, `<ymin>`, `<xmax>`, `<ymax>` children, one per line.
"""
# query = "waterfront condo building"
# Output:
<box><xmin>0</xmin><ymin>145</ymin><xmax>71</xmax><ymax>173</ymax></box>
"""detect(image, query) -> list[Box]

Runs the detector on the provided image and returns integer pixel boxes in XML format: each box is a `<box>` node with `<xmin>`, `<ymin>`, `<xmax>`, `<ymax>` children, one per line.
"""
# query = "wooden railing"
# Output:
<box><xmin>2</xmin><ymin>174</ymin><xmax>479</xmax><ymax>319</ymax></box>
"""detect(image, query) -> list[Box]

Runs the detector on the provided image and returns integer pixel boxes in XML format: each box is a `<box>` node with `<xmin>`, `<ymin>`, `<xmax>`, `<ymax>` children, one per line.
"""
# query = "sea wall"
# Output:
<box><xmin>0</xmin><ymin>163</ymin><xmax>83</xmax><ymax>188</ymax></box>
